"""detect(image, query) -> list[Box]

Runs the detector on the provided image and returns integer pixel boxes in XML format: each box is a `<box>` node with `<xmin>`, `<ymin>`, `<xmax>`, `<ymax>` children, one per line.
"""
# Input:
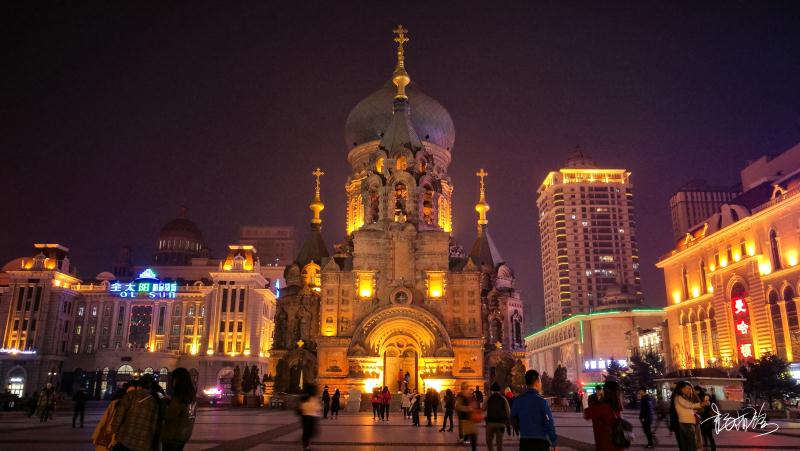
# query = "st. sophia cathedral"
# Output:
<box><xmin>269</xmin><ymin>26</ymin><xmax>525</xmax><ymax>395</ymax></box>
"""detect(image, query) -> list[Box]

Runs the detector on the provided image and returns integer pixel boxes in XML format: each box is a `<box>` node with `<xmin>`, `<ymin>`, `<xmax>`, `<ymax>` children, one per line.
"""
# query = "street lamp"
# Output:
<box><xmin>47</xmin><ymin>368</ymin><xmax>57</xmax><ymax>383</ymax></box>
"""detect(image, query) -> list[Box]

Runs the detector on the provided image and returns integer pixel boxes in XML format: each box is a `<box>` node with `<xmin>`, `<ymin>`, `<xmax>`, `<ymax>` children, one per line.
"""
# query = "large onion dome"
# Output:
<box><xmin>345</xmin><ymin>81</ymin><xmax>455</xmax><ymax>151</ymax></box>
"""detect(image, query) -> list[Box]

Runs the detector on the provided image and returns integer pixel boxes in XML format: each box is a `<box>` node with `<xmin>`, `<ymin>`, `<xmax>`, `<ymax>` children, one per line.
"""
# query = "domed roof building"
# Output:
<box><xmin>153</xmin><ymin>207</ymin><xmax>209</xmax><ymax>265</ymax></box>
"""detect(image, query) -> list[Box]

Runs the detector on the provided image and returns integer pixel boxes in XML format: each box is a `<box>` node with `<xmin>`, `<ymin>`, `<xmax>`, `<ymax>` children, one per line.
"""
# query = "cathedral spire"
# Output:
<box><xmin>475</xmin><ymin>168</ymin><xmax>490</xmax><ymax>232</ymax></box>
<box><xmin>309</xmin><ymin>167</ymin><xmax>325</xmax><ymax>227</ymax></box>
<box><xmin>392</xmin><ymin>24</ymin><xmax>410</xmax><ymax>100</ymax></box>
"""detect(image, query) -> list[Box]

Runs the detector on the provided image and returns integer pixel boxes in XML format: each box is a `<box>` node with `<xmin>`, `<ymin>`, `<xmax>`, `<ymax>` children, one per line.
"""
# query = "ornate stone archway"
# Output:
<box><xmin>348</xmin><ymin>305</ymin><xmax>453</xmax><ymax>358</ymax></box>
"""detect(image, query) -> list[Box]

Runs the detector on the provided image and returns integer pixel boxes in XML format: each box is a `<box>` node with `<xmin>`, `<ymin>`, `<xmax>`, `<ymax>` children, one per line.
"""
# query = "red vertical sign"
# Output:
<box><xmin>731</xmin><ymin>295</ymin><xmax>754</xmax><ymax>361</ymax></box>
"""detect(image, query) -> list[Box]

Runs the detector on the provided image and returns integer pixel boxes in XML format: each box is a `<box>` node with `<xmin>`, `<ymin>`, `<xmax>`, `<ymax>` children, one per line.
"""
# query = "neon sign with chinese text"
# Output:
<box><xmin>109</xmin><ymin>268</ymin><xmax>177</xmax><ymax>299</ymax></box>
<box><xmin>731</xmin><ymin>294</ymin><xmax>754</xmax><ymax>361</ymax></box>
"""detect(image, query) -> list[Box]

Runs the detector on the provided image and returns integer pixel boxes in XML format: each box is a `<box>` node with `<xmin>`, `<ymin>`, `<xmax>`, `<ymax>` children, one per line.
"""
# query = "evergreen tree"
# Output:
<box><xmin>250</xmin><ymin>365</ymin><xmax>260</xmax><ymax>395</ymax></box>
<box><xmin>232</xmin><ymin>365</ymin><xmax>243</xmax><ymax>395</ymax></box>
<box><xmin>552</xmin><ymin>365</ymin><xmax>575</xmax><ymax>396</ymax></box>
<box><xmin>242</xmin><ymin>365</ymin><xmax>252</xmax><ymax>394</ymax></box>
<box><xmin>540</xmin><ymin>371</ymin><xmax>553</xmax><ymax>395</ymax></box>
<box><xmin>605</xmin><ymin>358</ymin><xmax>625</xmax><ymax>382</ymax></box>
<box><xmin>741</xmin><ymin>353</ymin><xmax>800</xmax><ymax>405</ymax></box>
<box><xmin>628</xmin><ymin>351</ymin><xmax>666</xmax><ymax>390</ymax></box>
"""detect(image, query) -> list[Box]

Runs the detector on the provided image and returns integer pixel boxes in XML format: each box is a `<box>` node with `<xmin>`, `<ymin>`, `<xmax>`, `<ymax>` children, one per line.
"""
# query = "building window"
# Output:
<box><xmin>237</xmin><ymin>321</ymin><xmax>243</xmax><ymax>332</ymax></box>
<box><xmin>221</xmin><ymin>289</ymin><xmax>228</xmax><ymax>312</ymax></box>
<box><xmin>228</xmin><ymin>322</ymin><xmax>234</xmax><ymax>332</ymax></box>
<box><xmin>681</xmin><ymin>266</ymin><xmax>689</xmax><ymax>300</ymax></box>
<box><xmin>72</xmin><ymin>344</ymin><xmax>79</xmax><ymax>354</ymax></box>
<box><xmin>784</xmin><ymin>286</ymin><xmax>800</xmax><ymax>357</ymax></box>
<box><xmin>770</xmin><ymin>229</ymin><xmax>782</xmax><ymax>270</ymax></box>
<box><xmin>768</xmin><ymin>290</ymin><xmax>787</xmax><ymax>359</ymax></box>
<box><xmin>219</xmin><ymin>321</ymin><xmax>225</xmax><ymax>332</ymax></box>
<box><xmin>188</xmin><ymin>305</ymin><xmax>195</xmax><ymax>317</ymax></box>
<box><xmin>699</xmin><ymin>261</ymin><xmax>707</xmax><ymax>295</ymax></box>
<box><xmin>78</xmin><ymin>306</ymin><xmax>85</xmax><ymax>317</ymax></box>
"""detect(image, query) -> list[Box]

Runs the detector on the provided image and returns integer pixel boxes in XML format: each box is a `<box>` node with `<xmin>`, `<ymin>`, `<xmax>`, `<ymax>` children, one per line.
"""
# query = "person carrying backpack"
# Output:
<box><xmin>111</xmin><ymin>375</ymin><xmax>161</xmax><ymax>451</ymax></box>
<box><xmin>484</xmin><ymin>382</ymin><xmax>510</xmax><ymax>451</ymax></box>
<box><xmin>160</xmin><ymin>368</ymin><xmax>197</xmax><ymax>451</ymax></box>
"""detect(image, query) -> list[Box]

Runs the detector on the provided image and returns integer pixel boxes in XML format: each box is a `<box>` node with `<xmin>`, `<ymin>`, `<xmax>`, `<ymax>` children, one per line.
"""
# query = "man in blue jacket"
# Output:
<box><xmin>511</xmin><ymin>370</ymin><xmax>558</xmax><ymax>451</ymax></box>
<box><xmin>638</xmin><ymin>387</ymin><xmax>655</xmax><ymax>448</ymax></box>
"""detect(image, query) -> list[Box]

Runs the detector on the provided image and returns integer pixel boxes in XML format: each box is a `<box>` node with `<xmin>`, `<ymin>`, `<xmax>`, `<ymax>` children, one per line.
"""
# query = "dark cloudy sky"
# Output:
<box><xmin>3</xmin><ymin>1</ymin><xmax>800</xmax><ymax>331</ymax></box>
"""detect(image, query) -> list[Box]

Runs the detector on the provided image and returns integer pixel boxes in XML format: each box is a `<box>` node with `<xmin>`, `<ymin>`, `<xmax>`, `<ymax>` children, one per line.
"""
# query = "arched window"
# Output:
<box><xmin>784</xmin><ymin>286</ymin><xmax>800</xmax><ymax>357</ymax></box>
<box><xmin>681</xmin><ymin>266</ymin><xmax>689</xmax><ymax>299</ymax></box>
<box><xmin>698</xmin><ymin>309</ymin><xmax>708</xmax><ymax>365</ymax></box>
<box><xmin>689</xmin><ymin>311</ymin><xmax>700</xmax><ymax>366</ymax></box>
<box><xmin>768</xmin><ymin>290</ymin><xmax>786</xmax><ymax>358</ymax></box>
<box><xmin>770</xmin><ymin>229</ymin><xmax>782</xmax><ymax>270</ymax></box>
<box><xmin>708</xmin><ymin>308</ymin><xmax>720</xmax><ymax>360</ymax></box>
<box><xmin>699</xmin><ymin>261</ymin><xmax>707</xmax><ymax>295</ymax></box>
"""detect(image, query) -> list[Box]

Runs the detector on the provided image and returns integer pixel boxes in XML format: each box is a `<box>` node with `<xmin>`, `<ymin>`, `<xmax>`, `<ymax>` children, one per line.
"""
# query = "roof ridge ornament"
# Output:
<box><xmin>392</xmin><ymin>24</ymin><xmax>410</xmax><ymax>100</ymax></box>
<box><xmin>475</xmin><ymin>168</ymin><xmax>490</xmax><ymax>231</ymax></box>
<box><xmin>310</xmin><ymin>167</ymin><xmax>325</xmax><ymax>226</ymax></box>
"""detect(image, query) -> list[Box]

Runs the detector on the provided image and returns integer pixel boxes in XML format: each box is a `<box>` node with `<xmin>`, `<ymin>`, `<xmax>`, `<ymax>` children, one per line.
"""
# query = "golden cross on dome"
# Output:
<box><xmin>391</xmin><ymin>25</ymin><xmax>411</xmax><ymax>99</ymax></box>
<box><xmin>476</xmin><ymin>168</ymin><xmax>489</xmax><ymax>195</ymax></box>
<box><xmin>312</xmin><ymin>167</ymin><xmax>325</xmax><ymax>193</ymax></box>
<box><xmin>495</xmin><ymin>340</ymin><xmax>503</xmax><ymax>350</ymax></box>
<box><xmin>393</xmin><ymin>24</ymin><xmax>409</xmax><ymax>47</ymax></box>
<box><xmin>297</xmin><ymin>339</ymin><xmax>305</xmax><ymax>348</ymax></box>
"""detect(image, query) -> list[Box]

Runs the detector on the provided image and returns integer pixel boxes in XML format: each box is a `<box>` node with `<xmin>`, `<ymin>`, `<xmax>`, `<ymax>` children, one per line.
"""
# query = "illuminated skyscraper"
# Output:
<box><xmin>537</xmin><ymin>149</ymin><xmax>642</xmax><ymax>326</ymax></box>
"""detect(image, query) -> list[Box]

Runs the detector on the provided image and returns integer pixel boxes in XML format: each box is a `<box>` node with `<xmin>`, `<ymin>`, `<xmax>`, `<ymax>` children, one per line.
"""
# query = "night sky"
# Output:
<box><xmin>3</xmin><ymin>2</ymin><xmax>800</xmax><ymax>331</ymax></box>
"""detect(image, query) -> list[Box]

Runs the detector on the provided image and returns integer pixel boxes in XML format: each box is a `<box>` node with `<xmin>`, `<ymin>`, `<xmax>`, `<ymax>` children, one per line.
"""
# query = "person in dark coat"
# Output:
<box><xmin>424</xmin><ymin>389</ymin><xmax>434</xmax><ymax>426</ymax></box>
<box><xmin>431</xmin><ymin>389</ymin><xmax>440</xmax><ymax>423</ymax></box>
<box><xmin>331</xmin><ymin>389</ymin><xmax>341</xmax><ymax>418</ymax></box>
<box><xmin>639</xmin><ymin>387</ymin><xmax>655</xmax><ymax>449</ymax></box>
<box><xmin>411</xmin><ymin>391</ymin><xmax>421</xmax><ymax>426</ymax></box>
<box><xmin>72</xmin><ymin>387</ymin><xmax>88</xmax><ymax>428</ymax></box>
<box><xmin>160</xmin><ymin>368</ymin><xmax>197</xmax><ymax>451</ymax></box>
<box><xmin>321</xmin><ymin>386</ymin><xmax>330</xmax><ymax>419</ymax></box>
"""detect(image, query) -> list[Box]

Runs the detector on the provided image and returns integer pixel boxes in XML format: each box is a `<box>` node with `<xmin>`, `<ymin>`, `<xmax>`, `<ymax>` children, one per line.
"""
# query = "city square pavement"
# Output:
<box><xmin>1</xmin><ymin>402</ymin><xmax>799</xmax><ymax>450</ymax></box>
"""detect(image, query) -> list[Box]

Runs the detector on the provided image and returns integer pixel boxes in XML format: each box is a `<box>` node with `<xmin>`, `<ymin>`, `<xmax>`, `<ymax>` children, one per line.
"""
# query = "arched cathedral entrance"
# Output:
<box><xmin>381</xmin><ymin>336</ymin><xmax>419</xmax><ymax>391</ymax></box>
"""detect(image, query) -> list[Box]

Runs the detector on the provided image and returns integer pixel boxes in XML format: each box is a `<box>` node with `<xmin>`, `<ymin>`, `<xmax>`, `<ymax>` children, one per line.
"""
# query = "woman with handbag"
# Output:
<box><xmin>584</xmin><ymin>380</ymin><xmax>629</xmax><ymax>451</ymax></box>
<box><xmin>160</xmin><ymin>368</ymin><xmax>197</xmax><ymax>451</ymax></box>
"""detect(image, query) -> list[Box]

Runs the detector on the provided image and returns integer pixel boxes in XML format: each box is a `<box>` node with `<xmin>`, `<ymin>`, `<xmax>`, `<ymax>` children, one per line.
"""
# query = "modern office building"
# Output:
<box><xmin>238</xmin><ymin>226</ymin><xmax>296</xmax><ymax>267</ymax></box>
<box><xmin>537</xmin><ymin>149</ymin><xmax>642</xmax><ymax>326</ymax></box>
<box><xmin>669</xmin><ymin>180</ymin><xmax>739</xmax><ymax>241</ymax></box>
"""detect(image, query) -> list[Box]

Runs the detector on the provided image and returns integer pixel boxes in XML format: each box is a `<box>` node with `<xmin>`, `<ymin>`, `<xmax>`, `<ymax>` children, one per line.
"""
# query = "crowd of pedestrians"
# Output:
<box><xmin>90</xmin><ymin>367</ymin><xmax>197</xmax><ymax>451</ymax></box>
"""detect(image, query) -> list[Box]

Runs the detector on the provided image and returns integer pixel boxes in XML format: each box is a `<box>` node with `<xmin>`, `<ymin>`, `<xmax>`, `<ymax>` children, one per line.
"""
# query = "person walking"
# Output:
<box><xmin>511</xmin><ymin>370</ymin><xmax>558</xmax><ymax>451</ymax></box>
<box><xmin>72</xmin><ymin>386</ymin><xmax>89</xmax><ymax>428</ymax></box>
<box><xmin>381</xmin><ymin>386</ymin><xmax>391</xmax><ymax>421</ymax></box>
<box><xmin>371</xmin><ymin>388</ymin><xmax>381</xmax><ymax>420</ymax></box>
<box><xmin>321</xmin><ymin>386</ymin><xmax>330</xmax><ymax>419</ymax></box>
<box><xmin>456</xmin><ymin>382</ymin><xmax>480</xmax><ymax>451</ymax></box>
<box><xmin>160</xmin><ymin>368</ymin><xmax>197</xmax><ymax>451</ymax></box>
<box><xmin>404</xmin><ymin>372</ymin><xmax>410</xmax><ymax>392</ymax></box>
<box><xmin>401</xmin><ymin>389</ymin><xmax>411</xmax><ymax>419</ymax></box>
<box><xmin>297</xmin><ymin>384</ymin><xmax>320</xmax><ymax>451</ymax></box>
<box><xmin>397</xmin><ymin>369</ymin><xmax>405</xmax><ymax>392</ymax></box>
<box><xmin>37</xmin><ymin>383</ymin><xmax>55</xmax><ymax>423</ymax></box>
<box><xmin>671</xmin><ymin>381</ymin><xmax>708</xmax><ymax>451</ymax></box>
<box><xmin>111</xmin><ymin>374</ymin><xmax>161</xmax><ymax>451</ymax></box>
<box><xmin>638</xmin><ymin>388</ymin><xmax>655</xmax><ymax>449</ymax></box>
<box><xmin>474</xmin><ymin>385</ymin><xmax>484</xmax><ymax>405</ymax></box>
<box><xmin>485</xmin><ymin>382</ymin><xmax>511</xmax><ymax>451</ymax></box>
<box><xmin>504</xmin><ymin>387</ymin><xmax>517</xmax><ymax>436</ymax></box>
<box><xmin>584</xmin><ymin>380</ymin><xmax>626</xmax><ymax>451</ymax></box>
<box><xmin>440</xmin><ymin>388</ymin><xmax>455</xmax><ymax>432</ymax></box>
<box><xmin>331</xmin><ymin>389</ymin><xmax>341</xmax><ymax>418</ymax></box>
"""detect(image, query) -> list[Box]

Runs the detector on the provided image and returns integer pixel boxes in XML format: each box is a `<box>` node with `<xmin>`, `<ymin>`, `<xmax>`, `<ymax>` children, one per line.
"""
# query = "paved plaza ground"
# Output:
<box><xmin>1</xmin><ymin>402</ymin><xmax>799</xmax><ymax>450</ymax></box>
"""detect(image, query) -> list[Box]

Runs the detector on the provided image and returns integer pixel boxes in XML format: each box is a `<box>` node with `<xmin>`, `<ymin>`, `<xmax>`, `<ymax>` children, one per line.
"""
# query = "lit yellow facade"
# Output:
<box><xmin>657</xmin><ymin>186</ymin><xmax>800</xmax><ymax>368</ymax></box>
